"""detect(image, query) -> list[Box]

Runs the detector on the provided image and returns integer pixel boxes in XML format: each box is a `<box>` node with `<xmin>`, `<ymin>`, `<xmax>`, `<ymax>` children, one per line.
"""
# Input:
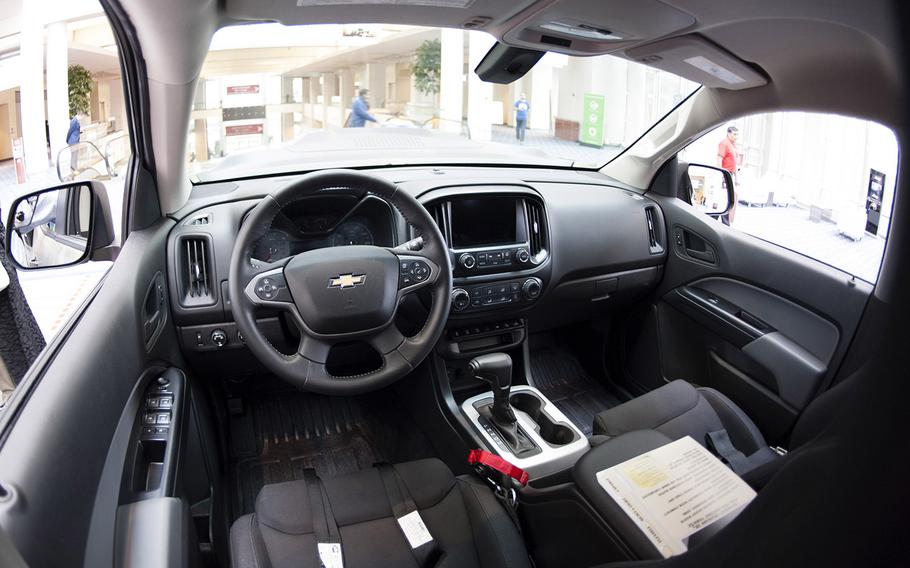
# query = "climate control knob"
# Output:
<box><xmin>521</xmin><ymin>278</ymin><xmax>542</xmax><ymax>300</ymax></box>
<box><xmin>459</xmin><ymin>253</ymin><xmax>476</xmax><ymax>269</ymax></box>
<box><xmin>451</xmin><ymin>288</ymin><xmax>471</xmax><ymax>312</ymax></box>
<box><xmin>516</xmin><ymin>248</ymin><xmax>531</xmax><ymax>263</ymax></box>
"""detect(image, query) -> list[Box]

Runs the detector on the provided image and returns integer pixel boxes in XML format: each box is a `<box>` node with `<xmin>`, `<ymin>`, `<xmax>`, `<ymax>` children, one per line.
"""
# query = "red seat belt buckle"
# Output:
<box><xmin>467</xmin><ymin>449</ymin><xmax>529</xmax><ymax>486</ymax></box>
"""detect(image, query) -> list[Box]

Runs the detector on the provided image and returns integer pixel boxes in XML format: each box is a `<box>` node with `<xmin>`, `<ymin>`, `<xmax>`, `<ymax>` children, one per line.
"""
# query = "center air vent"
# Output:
<box><xmin>524</xmin><ymin>199</ymin><xmax>549</xmax><ymax>263</ymax></box>
<box><xmin>177</xmin><ymin>236</ymin><xmax>215</xmax><ymax>306</ymax></box>
<box><xmin>428</xmin><ymin>201</ymin><xmax>451</xmax><ymax>245</ymax></box>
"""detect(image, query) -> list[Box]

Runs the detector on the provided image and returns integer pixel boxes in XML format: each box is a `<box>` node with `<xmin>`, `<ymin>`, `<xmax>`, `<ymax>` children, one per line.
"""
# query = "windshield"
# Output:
<box><xmin>188</xmin><ymin>24</ymin><xmax>699</xmax><ymax>182</ymax></box>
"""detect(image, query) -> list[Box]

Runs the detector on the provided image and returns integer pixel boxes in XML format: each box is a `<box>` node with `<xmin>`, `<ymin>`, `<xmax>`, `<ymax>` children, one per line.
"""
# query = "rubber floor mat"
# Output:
<box><xmin>229</xmin><ymin>390</ymin><xmax>435</xmax><ymax>517</ymax></box>
<box><xmin>530</xmin><ymin>348</ymin><xmax>624</xmax><ymax>436</ymax></box>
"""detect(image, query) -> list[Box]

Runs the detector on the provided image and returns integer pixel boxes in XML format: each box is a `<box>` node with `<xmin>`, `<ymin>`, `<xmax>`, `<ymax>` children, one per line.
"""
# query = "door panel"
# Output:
<box><xmin>0</xmin><ymin>219</ymin><xmax>200</xmax><ymax>566</ymax></box>
<box><xmin>626</xmin><ymin>195</ymin><xmax>872</xmax><ymax>443</ymax></box>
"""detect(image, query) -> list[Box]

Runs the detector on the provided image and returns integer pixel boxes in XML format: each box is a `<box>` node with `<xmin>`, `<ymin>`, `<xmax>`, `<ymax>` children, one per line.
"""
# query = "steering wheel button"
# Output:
<box><xmin>400</xmin><ymin>261</ymin><xmax>410</xmax><ymax>272</ymax></box>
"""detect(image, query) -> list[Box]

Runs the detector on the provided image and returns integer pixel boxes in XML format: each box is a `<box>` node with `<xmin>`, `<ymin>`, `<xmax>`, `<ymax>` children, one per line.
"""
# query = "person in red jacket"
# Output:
<box><xmin>717</xmin><ymin>125</ymin><xmax>740</xmax><ymax>225</ymax></box>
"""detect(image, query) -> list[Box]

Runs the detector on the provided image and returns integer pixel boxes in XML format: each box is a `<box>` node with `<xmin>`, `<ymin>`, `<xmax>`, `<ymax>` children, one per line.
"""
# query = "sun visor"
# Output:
<box><xmin>625</xmin><ymin>35</ymin><xmax>768</xmax><ymax>90</ymax></box>
<box><xmin>475</xmin><ymin>42</ymin><xmax>545</xmax><ymax>84</ymax></box>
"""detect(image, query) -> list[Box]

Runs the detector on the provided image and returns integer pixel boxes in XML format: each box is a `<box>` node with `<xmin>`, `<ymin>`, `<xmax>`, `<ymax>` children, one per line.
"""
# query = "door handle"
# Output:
<box><xmin>675</xmin><ymin>227</ymin><xmax>718</xmax><ymax>265</ymax></box>
<box><xmin>685</xmin><ymin>248</ymin><xmax>716</xmax><ymax>263</ymax></box>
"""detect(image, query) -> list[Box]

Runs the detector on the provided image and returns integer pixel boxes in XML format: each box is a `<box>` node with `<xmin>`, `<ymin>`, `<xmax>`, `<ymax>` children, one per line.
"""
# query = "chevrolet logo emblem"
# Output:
<box><xmin>328</xmin><ymin>273</ymin><xmax>366</xmax><ymax>289</ymax></box>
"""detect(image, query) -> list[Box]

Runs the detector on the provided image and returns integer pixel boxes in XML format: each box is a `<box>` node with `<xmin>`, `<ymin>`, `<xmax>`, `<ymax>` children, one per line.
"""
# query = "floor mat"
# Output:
<box><xmin>229</xmin><ymin>390</ymin><xmax>436</xmax><ymax>517</ymax></box>
<box><xmin>530</xmin><ymin>348</ymin><xmax>624</xmax><ymax>436</ymax></box>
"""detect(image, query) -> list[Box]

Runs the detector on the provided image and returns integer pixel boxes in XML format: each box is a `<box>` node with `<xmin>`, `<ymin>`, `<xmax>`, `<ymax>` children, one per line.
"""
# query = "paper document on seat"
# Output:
<box><xmin>397</xmin><ymin>510</ymin><xmax>433</xmax><ymax>549</ymax></box>
<box><xmin>596</xmin><ymin>436</ymin><xmax>756</xmax><ymax>558</ymax></box>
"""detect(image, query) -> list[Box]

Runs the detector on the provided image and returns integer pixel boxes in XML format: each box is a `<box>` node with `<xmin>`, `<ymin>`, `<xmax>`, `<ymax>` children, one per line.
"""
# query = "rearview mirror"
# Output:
<box><xmin>686</xmin><ymin>164</ymin><xmax>735</xmax><ymax>217</ymax></box>
<box><xmin>5</xmin><ymin>181</ymin><xmax>115</xmax><ymax>270</ymax></box>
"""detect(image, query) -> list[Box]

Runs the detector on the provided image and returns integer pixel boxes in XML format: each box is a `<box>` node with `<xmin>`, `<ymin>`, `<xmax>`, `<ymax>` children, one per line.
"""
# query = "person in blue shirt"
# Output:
<box><xmin>348</xmin><ymin>89</ymin><xmax>378</xmax><ymax>128</ymax></box>
<box><xmin>514</xmin><ymin>93</ymin><xmax>530</xmax><ymax>143</ymax></box>
<box><xmin>66</xmin><ymin>115</ymin><xmax>81</xmax><ymax>173</ymax></box>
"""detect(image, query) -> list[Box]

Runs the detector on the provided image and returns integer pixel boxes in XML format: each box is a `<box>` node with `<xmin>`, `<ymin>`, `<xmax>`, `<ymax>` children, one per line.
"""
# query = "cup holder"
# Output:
<box><xmin>510</xmin><ymin>392</ymin><xmax>576</xmax><ymax>446</ymax></box>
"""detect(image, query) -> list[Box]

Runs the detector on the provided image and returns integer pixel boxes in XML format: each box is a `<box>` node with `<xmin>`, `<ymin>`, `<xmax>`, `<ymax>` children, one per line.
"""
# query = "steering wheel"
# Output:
<box><xmin>228</xmin><ymin>169</ymin><xmax>452</xmax><ymax>394</ymax></box>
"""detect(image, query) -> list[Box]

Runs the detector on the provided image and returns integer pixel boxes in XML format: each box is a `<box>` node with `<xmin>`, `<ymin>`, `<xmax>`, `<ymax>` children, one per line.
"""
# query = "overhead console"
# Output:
<box><xmin>423</xmin><ymin>187</ymin><xmax>551</xmax><ymax>317</ymax></box>
<box><xmin>499</xmin><ymin>0</ymin><xmax>695</xmax><ymax>56</ymax></box>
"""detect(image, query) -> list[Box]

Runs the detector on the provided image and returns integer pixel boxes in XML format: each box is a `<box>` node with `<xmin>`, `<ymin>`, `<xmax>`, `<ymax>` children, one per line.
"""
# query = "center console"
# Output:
<box><xmin>459</xmin><ymin>353</ymin><xmax>589</xmax><ymax>478</ymax></box>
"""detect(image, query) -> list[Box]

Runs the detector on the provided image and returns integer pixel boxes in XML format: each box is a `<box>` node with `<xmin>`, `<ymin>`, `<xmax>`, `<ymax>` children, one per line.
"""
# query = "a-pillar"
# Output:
<box><xmin>46</xmin><ymin>21</ymin><xmax>70</xmax><ymax>167</ymax></box>
<box><xmin>439</xmin><ymin>29</ymin><xmax>464</xmax><ymax>129</ymax></box>
<box><xmin>20</xmin><ymin>1</ymin><xmax>48</xmax><ymax>174</ymax></box>
<box><xmin>466</xmin><ymin>32</ymin><xmax>495</xmax><ymax>141</ymax></box>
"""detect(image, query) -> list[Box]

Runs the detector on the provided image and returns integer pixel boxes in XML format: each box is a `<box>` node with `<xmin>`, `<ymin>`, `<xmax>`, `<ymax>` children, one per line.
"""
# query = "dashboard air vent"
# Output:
<box><xmin>177</xmin><ymin>236</ymin><xmax>215</xmax><ymax>306</ymax></box>
<box><xmin>644</xmin><ymin>206</ymin><xmax>664</xmax><ymax>254</ymax></box>
<box><xmin>525</xmin><ymin>199</ymin><xmax>548</xmax><ymax>262</ymax></box>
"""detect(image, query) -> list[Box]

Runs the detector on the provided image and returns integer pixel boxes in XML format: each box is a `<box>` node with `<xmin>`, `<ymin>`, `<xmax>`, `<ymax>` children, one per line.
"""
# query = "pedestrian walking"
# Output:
<box><xmin>67</xmin><ymin>114</ymin><xmax>81</xmax><ymax>174</ymax></box>
<box><xmin>717</xmin><ymin>125</ymin><xmax>740</xmax><ymax>225</ymax></box>
<box><xmin>514</xmin><ymin>93</ymin><xmax>529</xmax><ymax>143</ymax></box>
<box><xmin>348</xmin><ymin>89</ymin><xmax>378</xmax><ymax>128</ymax></box>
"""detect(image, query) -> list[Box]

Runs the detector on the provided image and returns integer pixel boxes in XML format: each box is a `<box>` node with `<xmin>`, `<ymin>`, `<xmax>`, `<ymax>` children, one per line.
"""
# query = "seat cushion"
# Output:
<box><xmin>230</xmin><ymin>458</ymin><xmax>530</xmax><ymax>568</ymax></box>
<box><xmin>593</xmin><ymin>380</ymin><xmax>776</xmax><ymax>468</ymax></box>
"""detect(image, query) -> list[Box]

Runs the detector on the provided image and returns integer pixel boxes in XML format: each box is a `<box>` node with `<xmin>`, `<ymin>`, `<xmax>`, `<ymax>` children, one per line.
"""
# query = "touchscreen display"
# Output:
<box><xmin>451</xmin><ymin>197</ymin><xmax>517</xmax><ymax>248</ymax></box>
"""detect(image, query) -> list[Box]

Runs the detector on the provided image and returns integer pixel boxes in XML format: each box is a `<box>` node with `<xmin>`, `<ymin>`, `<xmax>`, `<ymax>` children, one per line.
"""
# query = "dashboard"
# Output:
<box><xmin>166</xmin><ymin>166</ymin><xmax>668</xmax><ymax>364</ymax></box>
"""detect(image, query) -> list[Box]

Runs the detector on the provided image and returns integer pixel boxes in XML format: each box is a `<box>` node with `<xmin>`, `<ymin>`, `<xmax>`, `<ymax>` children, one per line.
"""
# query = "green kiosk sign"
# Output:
<box><xmin>580</xmin><ymin>93</ymin><xmax>605</xmax><ymax>147</ymax></box>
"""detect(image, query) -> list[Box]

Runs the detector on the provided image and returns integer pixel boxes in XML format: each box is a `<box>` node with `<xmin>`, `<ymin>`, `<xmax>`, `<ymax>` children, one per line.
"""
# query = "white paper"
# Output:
<box><xmin>317</xmin><ymin>542</ymin><xmax>344</xmax><ymax>568</ymax></box>
<box><xmin>596</xmin><ymin>436</ymin><xmax>757</xmax><ymax>558</ymax></box>
<box><xmin>397</xmin><ymin>510</ymin><xmax>434</xmax><ymax>549</ymax></box>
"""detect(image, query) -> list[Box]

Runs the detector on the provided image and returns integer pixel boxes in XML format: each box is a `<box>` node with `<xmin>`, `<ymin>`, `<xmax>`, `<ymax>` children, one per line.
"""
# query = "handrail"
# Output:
<box><xmin>55</xmin><ymin>140</ymin><xmax>105</xmax><ymax>182</ymax></box>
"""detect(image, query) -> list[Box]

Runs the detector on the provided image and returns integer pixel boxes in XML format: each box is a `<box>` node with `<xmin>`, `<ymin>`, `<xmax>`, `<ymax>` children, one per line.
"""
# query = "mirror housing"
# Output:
<box><xmin>475</xmin><ymin>42</ymin><xmax>545</xmax><ymax>84</ymax></box>
<box><xmin>5</xmin><ymin>180</ymin><xmax>116</xmax><ymax>270</ymax></box>
<box><xmin>685</xmin><ymin>164</ymin><xmax>735</xmax><ymax>217</ymax></box>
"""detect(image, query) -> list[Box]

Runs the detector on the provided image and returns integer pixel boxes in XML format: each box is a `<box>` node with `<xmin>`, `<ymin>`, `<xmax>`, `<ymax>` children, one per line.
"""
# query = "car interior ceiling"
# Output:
<box><xmin>0</xmin><ymin>0</ymin><xmax>907</xmax><ymax>567</ymax></box>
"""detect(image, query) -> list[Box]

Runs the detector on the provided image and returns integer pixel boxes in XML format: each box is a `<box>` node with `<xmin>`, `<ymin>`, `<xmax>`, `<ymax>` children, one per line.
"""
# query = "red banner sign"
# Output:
<box><xmin>227</xmin><ymin>85</ymin><xmax>260</xmax><ymax>95</ymax></box>
<box><xmin>225</xmin><ymin>124</ymin><xmax>264</xmax><ymax>136</ymax></box>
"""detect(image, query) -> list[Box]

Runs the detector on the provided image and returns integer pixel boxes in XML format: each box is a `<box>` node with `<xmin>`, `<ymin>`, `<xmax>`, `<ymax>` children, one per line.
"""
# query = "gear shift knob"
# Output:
<box><xmin>469</xmin><ymin>353</ymin><xmax>515</xmax><ymax>424</ymax></box>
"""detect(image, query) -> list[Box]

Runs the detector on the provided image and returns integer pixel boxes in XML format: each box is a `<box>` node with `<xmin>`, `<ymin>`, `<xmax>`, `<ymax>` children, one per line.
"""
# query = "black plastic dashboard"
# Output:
<box><xmin>165</xmin><ymin>166</ymin><xmax>667</xmax><ymax>367</ymax></box>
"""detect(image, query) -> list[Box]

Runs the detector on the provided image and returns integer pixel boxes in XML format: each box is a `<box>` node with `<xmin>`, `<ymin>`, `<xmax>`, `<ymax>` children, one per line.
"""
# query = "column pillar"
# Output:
<box><xmin>20</xmin><ymin>1</ymin><xmax>48</xmax><ymax>174</ymax></box>
<box><xmin>46</xmin><ymin>21</ymin><xmax>70</xmax><ymax>165</ymax></box>
<box><xmin>439</xmin><ymin>29</ymin><xmax>464</xmax><ymax>127</ymax></box>
<box><xmin>339</xmin><ymin>68</ymin><xmax>355</xmax><ymax>110</ymax></box>
<box><xmin>364</xmin><ymin>63</ymin><xmax>386</xmax><ymax>108</ymax></box>
<box><xmin>466</xmin><ymin>32</ymin><xmax>495</xmax><ymax>141</ymax></box>
<box><xmin>529</xmin><ymin>60</ymin><xmax>552</xmax><ymax>132</ymax></box>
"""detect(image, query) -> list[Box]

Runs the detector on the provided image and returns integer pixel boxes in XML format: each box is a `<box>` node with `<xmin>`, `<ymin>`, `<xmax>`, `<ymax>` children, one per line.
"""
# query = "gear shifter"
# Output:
<box><xmin>469</xmin><ymin>353</ymin><xmax>537</xmax><ymax>456</ymax></box>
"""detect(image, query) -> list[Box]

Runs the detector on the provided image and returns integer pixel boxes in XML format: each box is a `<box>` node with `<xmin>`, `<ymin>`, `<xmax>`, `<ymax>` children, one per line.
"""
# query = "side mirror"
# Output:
<box><xmin>686</xmin><ymin>164</ymin><xmax>735</xmax><ymax>217</ymax></box>
<box><xmin>5</xmin><ymin>180</ymin><xmax>115</xmax><ymax>270</ymax></box>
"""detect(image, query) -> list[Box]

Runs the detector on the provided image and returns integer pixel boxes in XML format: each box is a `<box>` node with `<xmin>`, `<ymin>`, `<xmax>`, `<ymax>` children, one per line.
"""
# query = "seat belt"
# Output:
<box><xmin>467</xmin><ymin>449</ymin><xmax>529</xmax><ymax>533</ymax></box>
<box><xmin>303</xmin><ymin>469</ymin><xmax>344</xmax><ymax>568</ymax></box>
<box><xmin>377</xmin><ymin>463</ymin><xmax>441</xmax><ymax>568</ymax></box>
<box><xmin>705</xmin><ymin>430</ymin><xmax>751</xmax><ymax>475</ymax></box>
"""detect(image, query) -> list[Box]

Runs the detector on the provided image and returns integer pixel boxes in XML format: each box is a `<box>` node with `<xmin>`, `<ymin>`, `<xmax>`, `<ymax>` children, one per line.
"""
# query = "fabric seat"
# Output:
<box><xmin>593</xmin><ymin>380</ymin><xmax>778</xmax><ymax>474</ymax></box>
<box><xmin>230</xmin><ymin>458</ymin><xmax>530</xmax><ymax>568</ymax></box>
